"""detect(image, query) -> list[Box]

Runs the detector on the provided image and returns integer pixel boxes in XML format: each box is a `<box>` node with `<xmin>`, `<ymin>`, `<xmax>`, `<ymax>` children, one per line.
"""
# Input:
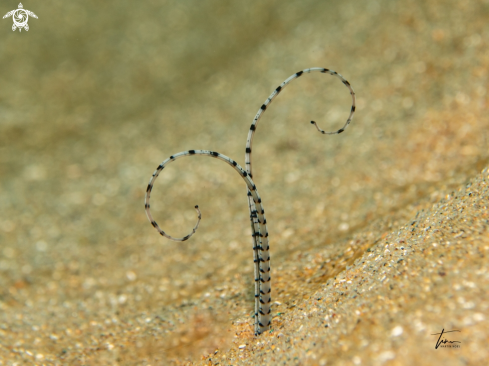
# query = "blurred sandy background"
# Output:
<box><xmin>0</xmin><ymin>0</ymin><xmax>488</xmax><ymax>364</ymax></box>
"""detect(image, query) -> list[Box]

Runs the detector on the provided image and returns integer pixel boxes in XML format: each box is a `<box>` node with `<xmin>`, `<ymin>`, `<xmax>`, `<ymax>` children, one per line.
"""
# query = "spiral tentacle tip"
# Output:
<box><xmin>310</xmin><ymin>120</ymin><xmax>323</xmax><ymax>133</ymax></box>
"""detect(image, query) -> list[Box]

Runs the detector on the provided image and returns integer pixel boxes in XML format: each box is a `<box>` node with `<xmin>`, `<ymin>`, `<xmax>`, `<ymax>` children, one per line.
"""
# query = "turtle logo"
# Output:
<box><xmin>3</xmin><ymin>3</ymin><xmax>38</xmax><ymax>32</ymax></box>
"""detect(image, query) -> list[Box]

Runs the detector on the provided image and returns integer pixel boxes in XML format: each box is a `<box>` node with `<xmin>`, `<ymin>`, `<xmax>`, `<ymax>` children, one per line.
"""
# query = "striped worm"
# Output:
<box><xmin>245</xmin><ymin>68</ymin><xmax>356</xmax><ymax>328</ymax></box>
<box><xmin>145</xmin><ymin>150</ymin><xmax>271</xmax><ymax>335</ymax></box>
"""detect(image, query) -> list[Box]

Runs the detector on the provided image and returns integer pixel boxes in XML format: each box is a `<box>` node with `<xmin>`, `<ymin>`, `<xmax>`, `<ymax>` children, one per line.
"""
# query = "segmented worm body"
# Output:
<box><xmin>145</xmin><ymin>68</ymin><xmax>356</xmax><ymax>336</ymax></box>
<box><xmin>245</xmin><ymin>67</ymin><xmax>356</xmax><ymax>331</ymax></box>
<box><xmin>145</xmin><ymin>150</ymin><xmax>271</xmax><ymax>335</ymax></box>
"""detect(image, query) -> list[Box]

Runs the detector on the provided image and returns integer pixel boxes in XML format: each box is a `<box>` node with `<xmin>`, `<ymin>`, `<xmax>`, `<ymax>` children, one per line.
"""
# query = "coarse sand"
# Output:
<box><xmin>1</xmin><ymin>0</ymin><xmax>489</xmax><ymax>365</ymax></box>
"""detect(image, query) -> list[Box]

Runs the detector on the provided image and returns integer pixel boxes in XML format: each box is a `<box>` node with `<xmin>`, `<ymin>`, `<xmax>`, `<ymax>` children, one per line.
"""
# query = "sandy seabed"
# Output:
<box><xmin>0</xmin><ymin>0</ymin><xmax>488</xmax><ymax>365</ymax></box>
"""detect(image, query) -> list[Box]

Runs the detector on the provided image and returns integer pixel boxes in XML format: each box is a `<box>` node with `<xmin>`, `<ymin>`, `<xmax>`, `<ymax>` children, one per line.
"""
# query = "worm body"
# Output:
<box><xmin>145</xmin><ymin>150</ymin><xmax>271</xmax><ymax>334</ymax></box>
<box><xmin>245</xmin><ymin>67</ymin><xmax>356</xmax><ymax>333</ymax></box>
<box><xmin>145</xmin><ymin>68</ymin><xmax>356</xmax><ymax>336</ymax></box>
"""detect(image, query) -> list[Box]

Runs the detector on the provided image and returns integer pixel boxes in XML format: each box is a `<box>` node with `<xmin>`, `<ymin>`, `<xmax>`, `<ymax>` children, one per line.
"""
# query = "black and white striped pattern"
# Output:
<box><xmin>145</xmin><ymin>68</ymin><xmax>355</xmax><ymax>336</ymax></box>
<box><xmin>145</xmin><ymin>150</ymin><xmax>272</xmax><ymax>335</ymax></box>
<box><xmin>244</xmin><ymin>67</ymin><xmax>355</xmax><ymax>333</ymax></box>
<box><xmin>245</xmin><ymin>67</ymin><xmax>356</xmax><ymax>174</ymax></box>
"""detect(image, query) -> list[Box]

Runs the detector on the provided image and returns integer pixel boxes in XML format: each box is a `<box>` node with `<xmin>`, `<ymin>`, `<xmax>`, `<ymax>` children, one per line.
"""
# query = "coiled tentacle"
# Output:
<box><xmin>245</xmin><ymin>67</ymin><xmax>356</xmax><ymax>174</ymax></box>
<box><xmin>145</xmin><ymin>150</ymin><xmax>271</xmax><ymax>335</ymax></box>
<box><xmin>244</xmin><ymin>68</ymin><xmax>356</xmax><ymax>323</ymax></box>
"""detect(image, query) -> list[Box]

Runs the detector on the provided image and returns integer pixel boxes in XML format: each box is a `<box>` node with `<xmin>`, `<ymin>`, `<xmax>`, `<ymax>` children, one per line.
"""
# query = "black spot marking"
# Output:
<box><xmin>338</xmin><ymin>128</ymin><xmax>344</xmax><ymax>134</ymax></box>
<box><xmin>250</xmin><ymin>124</ymin><xmax>256</xmax><ymax>131</ymax></box>
<box><xmin>263</xmin><ymin>219</ymin><xmax>267</xmax><ymax>224</ymax></box>
<box><xmin>188</xmin><ymin>150</ymin><xmax>196</xmax><ymax>154</ymax></box>
<box><xmin>210</xmin><ymin>151</ymin><xmax>218</xmax><ymax>157</ymax></box>
<box><xmin>257</xmin><ymin>198</ymin><xmax>261</xmax><ymax>203</ymax></box>
<box><xmin>170</xmin><ymin>155</ymin><xmax>174</xmax><ymax>159</ymax></box>
<box><xmin>322</xmin><ymin>68</ymin><xmax>329</xmax><ymax>73</ymax></box>
<box><xmin>145</xmin><ymin>203</ymin><xmax>149</xmax><ymax>209</ymax></box>
<box><xmin>342</xmin><ymin>80</ymin><xmax>350</xmax><ymax>86</ymax></box>
<box><xmin>151</xmin><ymin>221</ymin><xmax>157</xmax><ymax>228</ymax></box>
<box><xmin>194</xmin><ymin>205</ymin><xmax>199</xmax><ymax>209</ymax></box>
<box><xmin>182</xmin><ymin>235</ymin><xmax>190</xmax><ymax>241</ymax></box>
<box><xmin>146</xmin><ymin>184</ymin><xmax>152</xmax><ymax>192</ymax></box>
<box><xmin>242</xmin><ymin>171</ymin><xmax>248</xmax><ymax>177</ymax></box>
<box><xmin>275</xmin><ymin>85</ymin><xmax>282</xmax><ymax>93</ymax></box>
<box><xmin>255</xmin><ymin>294</ymin><xmax>259</xmax><ymax>298</ymax></box>
<box><xmin>232</xmin><ymin>160</ymin><xmax>237</xmax><ymax>166</ymax></box>
<box><xmin>296</xmin><ymin>71</ymin><xmax>303</xmax><ymax>77</ymax></box>
<box><xmin>246</xmin><ymin>147</ymin><xmax>251</xmax><ymax>153</ymax></box>
<box><xmin>265</xmin><ymin>233</ymin><xmax>268</xmax><ymax>238</ymax></box>
<box><xmin>259</xmin><ymin>300</ymin><xmax>265</xmax><ymax>305</ymax></box>
<box><xmin>260</xmin><ymin>104</ymin><xmax>267</xmax><ymax>111</ymax></box>
<box><xmin>351</xmin><ymin>106</ymin><xmax>356</xmax><ymax>112</ymax></box>
<box><xmin>157</xmin><ymin>164</ymin><xmax>164</xmax><ymax>170</ymax></box>
<box><xmin>251</xmin><ymin>184</ymin><xmax>256</xmax><ymax>191</ymax></box>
